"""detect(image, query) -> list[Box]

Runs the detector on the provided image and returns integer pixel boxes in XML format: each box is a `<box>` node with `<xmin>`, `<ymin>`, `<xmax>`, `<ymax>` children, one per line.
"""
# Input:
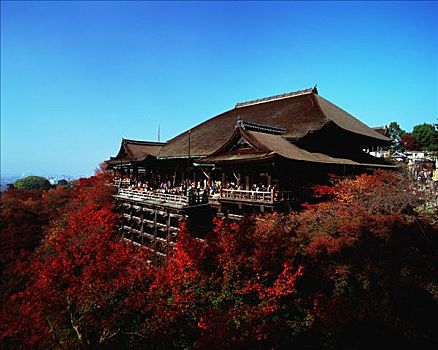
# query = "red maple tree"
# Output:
<box><xmin>1</xmin><ymin>169</ymin><xmax>437</xmax><ymax>349</ymax></box>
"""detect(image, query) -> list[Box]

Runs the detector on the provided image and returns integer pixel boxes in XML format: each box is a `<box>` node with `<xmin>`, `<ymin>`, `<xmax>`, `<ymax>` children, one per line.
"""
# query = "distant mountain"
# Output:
<box><xmin>0</xmin><ymin>176</ymin><xmax>21</xmax><ymax>191</ymax></box>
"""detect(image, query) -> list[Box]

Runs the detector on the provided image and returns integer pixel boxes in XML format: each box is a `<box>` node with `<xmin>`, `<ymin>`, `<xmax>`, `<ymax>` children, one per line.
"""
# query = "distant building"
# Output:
<box><xmin>366</xmin><ymin>125</ymin><xmax>390</xmax><ymax>158</ymax></box>
<box><xmin>390</xmin><ymin>151</ymin><xmax>407</xmax><ymax>162</ymax></box>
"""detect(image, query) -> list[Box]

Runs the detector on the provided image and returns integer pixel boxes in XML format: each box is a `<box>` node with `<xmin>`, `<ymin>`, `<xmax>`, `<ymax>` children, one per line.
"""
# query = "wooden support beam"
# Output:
<box><xmin>140</xmin><ymin>211</ymin><xmax>145</xmax><ymax>245</ymax></box>
<box><xmin>153</xmin><ymin>210</ymin><xmax>158</xmax><ymax>251</ymax></box>
<box><xmin>130</xmin><ymin>205</ymin><xmax>134</xmax><ymax>242</ymax></box>
<box><xmin>166</xmin><ymin>212</ymin><xmax>171</xmax><ymax>256</ymax></box>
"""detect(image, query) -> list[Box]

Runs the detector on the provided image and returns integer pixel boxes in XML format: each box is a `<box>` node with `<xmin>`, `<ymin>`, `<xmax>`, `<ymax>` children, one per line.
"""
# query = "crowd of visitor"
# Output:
<box><xmin>408</xmin><ymin>158</ymin><xmax>437</xmax><ymax>185</ymax></box>
<box><xmin>114</xmin><ymin>177</ymin><xmax>217</xmax><ymax>198</ymax></box>
<box><xmin>114</xmin><ymin>176</ymin><xmax>277</xmax><ymax>199</ymax></box>
<box><xmin>222</xmin><ymin>182</ymin><xmax>278</xmax><ymax>193</ymax></box>
<box><xmin>406</xmin><ymin>158</ymin><xmax>438</xmax><ymax>208</ymax></box>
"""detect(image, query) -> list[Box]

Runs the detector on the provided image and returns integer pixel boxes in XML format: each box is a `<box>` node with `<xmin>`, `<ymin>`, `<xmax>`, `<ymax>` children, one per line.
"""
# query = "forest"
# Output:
<box><xmin>1</xmin><ymin>168</ymin><xmax>437</xmax><ymax>349</ymax></box>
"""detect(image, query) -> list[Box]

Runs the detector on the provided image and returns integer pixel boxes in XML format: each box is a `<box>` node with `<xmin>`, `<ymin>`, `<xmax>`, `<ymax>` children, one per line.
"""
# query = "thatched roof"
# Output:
<box><xmin>158</xmin><ymin>87</ymin><xmax>391</xmax><ymax>159</ymax></box>
<box><xmin>202</xmin><ymin>121</ymin><xmax>394</xmax><ymax>168</ymax></box>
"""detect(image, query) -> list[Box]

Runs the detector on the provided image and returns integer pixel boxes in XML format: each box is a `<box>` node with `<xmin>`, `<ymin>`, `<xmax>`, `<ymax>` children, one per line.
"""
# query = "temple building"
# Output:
<box><xmin>106</xmin><ymin>87</ymin><xmax>393</xmax><ymax>254</ymax></box>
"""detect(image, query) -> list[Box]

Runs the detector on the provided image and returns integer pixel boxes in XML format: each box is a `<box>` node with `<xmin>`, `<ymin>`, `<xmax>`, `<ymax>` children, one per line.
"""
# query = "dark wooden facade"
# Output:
<box><xmin>106</xmin><ymin>87</ymin><xmax>393</xmax><ymax>252</ymax></box>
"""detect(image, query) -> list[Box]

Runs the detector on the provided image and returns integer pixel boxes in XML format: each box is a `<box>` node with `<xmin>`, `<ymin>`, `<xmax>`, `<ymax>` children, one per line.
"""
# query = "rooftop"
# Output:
<box><xmin>235</xmin><ymin>86</ymin><xmax>318</xmax><ymax>108</ymax></box>
<box><xmin>158</xmin><ymin>87</ymin><xmax>392</xmax><ymax>159</ymax></box>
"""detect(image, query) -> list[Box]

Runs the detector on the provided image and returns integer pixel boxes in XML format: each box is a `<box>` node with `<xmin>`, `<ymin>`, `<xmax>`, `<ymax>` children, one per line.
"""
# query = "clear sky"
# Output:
<box><xmin>1</xmin><ymin>1</ymin><xmax>437</xmax><ymax>177</ymax></box>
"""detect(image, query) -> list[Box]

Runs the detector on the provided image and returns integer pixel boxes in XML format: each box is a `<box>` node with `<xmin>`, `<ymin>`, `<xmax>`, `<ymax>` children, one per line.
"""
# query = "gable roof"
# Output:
<box><xmin>158</xmin><ymin>88</ymin><xmax>391</xmax><ymax>159</ymax></box>
<box><xmin>106</xmin><ymin>139</ymin><xmax>165</xmax><ymax>165</ymax></box>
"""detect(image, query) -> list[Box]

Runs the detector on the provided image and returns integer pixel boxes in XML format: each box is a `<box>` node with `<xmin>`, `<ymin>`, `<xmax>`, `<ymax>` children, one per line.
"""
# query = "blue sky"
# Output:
<box><xmin>1</xmin><ymin>1</ymin><xmax>437</xmax><ymax>177</ymax></box>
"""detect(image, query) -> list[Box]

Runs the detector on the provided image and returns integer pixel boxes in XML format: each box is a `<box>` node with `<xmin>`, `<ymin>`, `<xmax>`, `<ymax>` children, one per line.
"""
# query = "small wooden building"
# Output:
<box><xmin>106</xmin><ymin>139</ymin><xmax>165</xmax><ymax>183</ymax></box>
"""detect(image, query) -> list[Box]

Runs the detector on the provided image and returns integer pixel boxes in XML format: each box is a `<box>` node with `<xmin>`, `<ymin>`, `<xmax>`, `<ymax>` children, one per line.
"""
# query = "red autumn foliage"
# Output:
<box><xmin>1</xmin><ymin>189</ymin><xmax>46</xmax><ymax>269</ymax></box>
<box><xmin>288</xmin><ymin>170</ymin><xmax>438</xmax><ymax>348</ymax></box>
<box><xmin>1</xmin><ymin>173</ymin><xmax>153</xmax><ymax>349</ymax></box>
<box><xmin>1</xmin><ymin>169</ymin><xmax>437</xmax><ymax>349</ymax></box>
<box><xmin>139</xmin><ymin>217</ymin><xmax>307</xmax><ymax>349</ymax></box>
<box><xmin>400</xmin><ymin>133</ymin><xmax>420</xmax><ymax>151</ymax></box>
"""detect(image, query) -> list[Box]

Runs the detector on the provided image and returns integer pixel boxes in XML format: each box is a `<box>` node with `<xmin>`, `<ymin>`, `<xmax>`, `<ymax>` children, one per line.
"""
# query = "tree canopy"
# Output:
<box><xmin>1</xmin><ymin>170</ymin><xmax>437</xmax><ymax>349</ymax></box>
<box><xmin>387</xmin><ymin>121</ymin><xmax>406</xmax><ymax>150</ymax></box>
<box><xmin>412</xmin><ymin>123</ymin><xmax>438</xmax><ymax>151</ymax></box>
<box><xmin>400</xmin><ymin>133</ymin><xmax>420</xmax><ymax>151</ymax></box>
<box><xmin>386</xmin><ymin>121</ymin><xmax>437</xmax><ymax>152</ymax></box>
<box><xmin>14</xmin><ymin>176</ymin><xmax>51</xmax><ymax>191</ymax></box>
<box><xmin>56</xmin><ymin>179</ymin><xmax>69</xmax><ymax>187</ymax></box>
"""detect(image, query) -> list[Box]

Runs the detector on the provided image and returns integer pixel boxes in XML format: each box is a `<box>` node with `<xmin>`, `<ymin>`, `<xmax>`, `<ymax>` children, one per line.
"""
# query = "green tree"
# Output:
<box><xmin>14</xmin><ymin>176</ymin><xmax>51</xmax><ymax>191</ymax></box>
<box><xmin>387</xmin><ymin>122</ymin><xmax>406</xmax><ymax>151</ymax></box>
<box><xmin>56</xmin><ymin>179</ymin><xmax>69</xmax><ymax>187</ymax></box>
<box><xmin>412</xmin><ymin>123</ymin><xmax>438</xmax><ymax>151</ymax></box>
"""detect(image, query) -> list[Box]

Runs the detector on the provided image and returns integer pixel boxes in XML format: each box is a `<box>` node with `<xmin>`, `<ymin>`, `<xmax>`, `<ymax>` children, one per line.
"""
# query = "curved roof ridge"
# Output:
<box><xmin>122</xmin><ymin>138</ymin><xmax>166</xmax><ymax>146</ymax></box>
<box><xmin>235</xmin><ymin>86</ymin><xmax>317</xmax><ymax>109</ymax></box>
<box><xmin>206</xmin><ymin>127</ymin><xmax>270</xmax><ymax>158</ymax></box>
<box><xmin>237</xmin><ymin>119</ymin><xmax>286</xmax><ymax>135</ymax></box>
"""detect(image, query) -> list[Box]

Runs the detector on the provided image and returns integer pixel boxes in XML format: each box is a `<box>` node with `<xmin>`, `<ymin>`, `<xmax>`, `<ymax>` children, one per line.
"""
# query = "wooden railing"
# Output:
<box><xmin>116</xmin><ymin>188</ymin><xmax>208</xmax><ymax>207</ymax></box>
<box><xmin>219</xmin><ymin>189</ymin><xmax>296</xmax><ymax>204</ymax></box>
<box><xmin>220</xmin><ymin>189</ymin><xmax>274</xmax><ymax>203</ymax></box>
<box><xmin>117</xmin><ymin>188</ymin><xmax>189</xmax><ymax>206</ymax></box>
<box><xmin>113</xmin><ymin>179</ymin><xmax>131</xmax><ymax>187</ymax></box>
<box><xmin>116</xmin><ymin>187</ymin><xmax>296</xmax><ymax>206</ymax></box>
<box><xmin>274</xmin><ymin>191</ymin><xmax>296</xmax><ymax>202</ymax></box>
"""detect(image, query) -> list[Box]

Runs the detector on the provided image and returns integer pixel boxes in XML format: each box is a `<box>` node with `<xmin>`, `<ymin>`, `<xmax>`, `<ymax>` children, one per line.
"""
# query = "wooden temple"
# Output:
<box><xmin>106</xmin><ymin>87</ymin><xmax>393</xmax><ymax>254</ymax></box>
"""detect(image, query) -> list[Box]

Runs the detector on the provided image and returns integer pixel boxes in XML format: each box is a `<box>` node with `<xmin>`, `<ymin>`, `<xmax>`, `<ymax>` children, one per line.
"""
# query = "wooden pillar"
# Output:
<box><xmin>172</xmin><ymin>168</ymin><xmax>177</xmax><ymax>187</ymax></box>
<box><xmin>153</xmin><ymin>210</ymin><xmax>158</xmax><ymax>252</ymax></box>
<box><xmin>130</xmin><ymin>204</ymin><xmax>134</xmax><ymax>242</ymax></box>
<box><xmin>245</xmin><ymin>176</ymin><xmax>250</xmax><ymax>190</ymax></box>
<box><xmin>119</xmin><ymin>201</ymin><xmax>124</xmax><ymax>237</ymax></box>
<box><xmin>140</xmin><ymin>210</ymin><xmax>145</xmax><ymax>245</ymax></box>
<box><xmin>166</xmin><ymin>212</ymin><xmax>171</xmax><ymax>255</ymax></box>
